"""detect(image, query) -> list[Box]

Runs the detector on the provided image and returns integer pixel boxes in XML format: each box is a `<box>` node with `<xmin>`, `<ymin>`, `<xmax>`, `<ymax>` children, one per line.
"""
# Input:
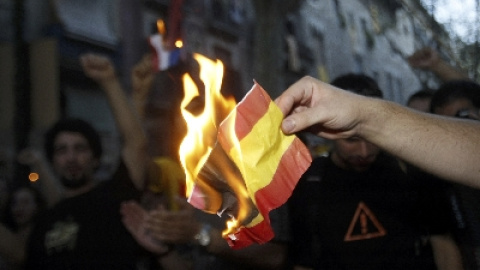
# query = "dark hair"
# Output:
<box><xmin>407</xmin><ymin>88</ymin><xmax>435</xmax><ymax>105</ymax></box>
<box><xmin>3</xmin><ymin>185</ymin><xmax>47</xmax><ymax>231</ymax></box>
<box><xmin>331</xmin><ymin>73</ymin><xmax>383</xmax><ymax>98</ymax></box>
<box><xmin>44</xmin><ymin>118</ymin><xmax>102</xmax><ymax>162</ymax></box>
<box><xmin>430</xmin><ymin>80</ymin><xmax>480</xmax><ymax>113</ymax></box>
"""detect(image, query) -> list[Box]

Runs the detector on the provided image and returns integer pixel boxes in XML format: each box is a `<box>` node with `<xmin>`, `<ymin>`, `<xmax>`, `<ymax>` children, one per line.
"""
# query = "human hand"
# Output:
<box><xmin>79</xmin><ymin>53</ymin><xmax>117</xmax><ymax>85</ymax></box>
<box><xmin>274</xmin><ymin>76</ymin><xmax>367</xmax><ymax>139</ymax></box>
<box><xmin>145</xmin><ymin>196</ymin><xmax>202</xmax><ymax>244</ymax></box>
<box><xmin>120</xmin><ymin>200</ymin><xmax>170</xmax><ymax>255</ymax></box>
<box><xmin>407</xmin><ymin>47</ymin><xmax>440</xmax><ymax>70</ymax></box>
<box><xmin>132</xmin><ymin>53</ymin><xmax>155</xmax><ymax>100</ymax></box>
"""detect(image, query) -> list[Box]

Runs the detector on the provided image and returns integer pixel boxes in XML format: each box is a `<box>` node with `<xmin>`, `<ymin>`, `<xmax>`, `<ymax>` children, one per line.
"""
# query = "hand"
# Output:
<box><xmin>120</xmin><ymin>200</ymin><xmax>170</xmax><ymax>255</ymax></box>
<box><xmin>274</xmin><ymin>76</ymin><xmax>367</xmax><ymax>139</ymax></box>
<box><xmin>145</xmin><ymin>196</ymin><xmax>202</xmax><ymax>244</ymax></box>
<box><xmin>80</xmin><ymin>53</ymin><xmax>117</xmax><ymax>85</ymax></box>
<box><xmin>407</xmin><ymin>47</ymin><xmax>440</xmax><ymax>70</ymax></box>
<box><xmin>132</xmin><ymin>53</ymin><xmax>155</xmax><ymax>102</ymax></box>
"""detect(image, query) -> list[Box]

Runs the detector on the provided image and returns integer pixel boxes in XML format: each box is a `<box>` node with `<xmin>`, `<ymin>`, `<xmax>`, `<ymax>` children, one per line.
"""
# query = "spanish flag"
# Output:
<box><xmin>217</xmin><ymin>81</ymin><xmax>312</xmax><ymax>248</ymax></box>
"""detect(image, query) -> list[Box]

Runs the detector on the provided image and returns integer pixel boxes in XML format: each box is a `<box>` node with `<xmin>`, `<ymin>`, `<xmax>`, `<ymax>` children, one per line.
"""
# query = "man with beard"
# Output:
<box><xmin>288</xmin><ymin>74</ymin><xmax>463</xmax><ymax>270</ymax></box>
<box><xmin>25</xmin><ymin>54</ymin><xmax>185</xmax><ymax>269</ymax></box>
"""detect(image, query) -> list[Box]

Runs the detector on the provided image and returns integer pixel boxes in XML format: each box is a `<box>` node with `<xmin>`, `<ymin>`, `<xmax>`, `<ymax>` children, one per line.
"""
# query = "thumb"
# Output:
<box><xmin>281</xmin><ymin>108</ymin><xmax>320</xmax><ymax>134</ymax></box>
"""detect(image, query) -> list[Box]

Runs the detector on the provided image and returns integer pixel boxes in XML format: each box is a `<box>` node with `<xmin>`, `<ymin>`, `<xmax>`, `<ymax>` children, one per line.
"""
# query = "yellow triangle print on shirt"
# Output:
<box><xmin>344</xmin><ymin>201</ymin><xmax>387</xmax><ymax>242</ymax></box>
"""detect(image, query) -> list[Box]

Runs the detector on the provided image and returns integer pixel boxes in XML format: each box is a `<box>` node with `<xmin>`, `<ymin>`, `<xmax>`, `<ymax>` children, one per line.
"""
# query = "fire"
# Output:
<box><xmin>179</xmin><ymin>53</ymin><xmax>254</xmax><ymax>237</ymax></box>
<box><xmin>179</xmin><ymin>53</ymin><xmax>236</xmax><ymax>199</ymax></box>
<box><xmin>156</xmin><ymin>19</ymin><xmax>166</xmax><ymax>35</ymax></box>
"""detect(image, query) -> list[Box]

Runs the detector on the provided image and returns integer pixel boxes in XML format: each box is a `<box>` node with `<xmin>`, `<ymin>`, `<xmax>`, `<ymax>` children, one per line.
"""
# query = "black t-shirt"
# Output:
<box><xmin>289</xmin><ymin>153</ymin><xmax>452</xmax><ymax>270</ymax></box>
<box><xmin>25</xmin><ymin>161</ymin><xmax>151</xmax><ymax>270</ymax></box>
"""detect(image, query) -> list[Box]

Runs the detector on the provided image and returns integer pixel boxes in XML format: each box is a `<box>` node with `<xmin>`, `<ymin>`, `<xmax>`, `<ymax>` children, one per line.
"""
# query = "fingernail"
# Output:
<box><xmin>282</xmin><ymin>119</ymin><xmax>295</xmax><ymax>133</ymax></box>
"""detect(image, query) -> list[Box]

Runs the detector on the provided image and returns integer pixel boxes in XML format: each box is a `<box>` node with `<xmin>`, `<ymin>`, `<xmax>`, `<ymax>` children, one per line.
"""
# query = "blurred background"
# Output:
<box><xmin>0</xmin><ymin>0</ymin><xmax>478</xmax><ymax>189</ymax></box>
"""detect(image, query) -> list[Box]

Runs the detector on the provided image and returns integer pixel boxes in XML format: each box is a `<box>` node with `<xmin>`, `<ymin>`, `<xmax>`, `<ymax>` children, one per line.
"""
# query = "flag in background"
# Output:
<box><xmin>148</xmin><ymin>34</ymin><xmax>181</xmax><ymax>71</ymax></box>
<box><xmin>217</xmin><ymin>82</ymin><xmax>312</xmax><ymax>248</ymax></box>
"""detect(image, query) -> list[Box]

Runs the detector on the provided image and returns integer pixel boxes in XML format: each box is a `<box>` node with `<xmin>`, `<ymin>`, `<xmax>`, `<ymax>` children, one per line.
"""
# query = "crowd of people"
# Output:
<box><xmin>0</xmin><ymin>42</ymin><xmax>479</xmax><ymax>270</ymax></box>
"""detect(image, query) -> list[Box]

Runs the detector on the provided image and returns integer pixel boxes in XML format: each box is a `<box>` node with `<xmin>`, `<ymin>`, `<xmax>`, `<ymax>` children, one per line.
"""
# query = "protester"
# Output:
<box><xmin>288</xmin><ymin>73</ymin><xmax>462</xmax><ymax>270</ymax></box>
<box><xmin>24</xmin><ymin>53</ymin><xmax>188</xmax><ymax>269</ymax></box>
<box><xmin>0</xmin><ymin>186</ymin><xmax>47</xmax><ymax>269</ymax></box>
<box><xmin>430</xmin><ymin>80</ymin><xmax>480</xmax><ymax>120</ymax></box>
<box><xmin>427</xmin><ymin>79</ymin><xmax>480</xmax><ymax>269</ymax></box>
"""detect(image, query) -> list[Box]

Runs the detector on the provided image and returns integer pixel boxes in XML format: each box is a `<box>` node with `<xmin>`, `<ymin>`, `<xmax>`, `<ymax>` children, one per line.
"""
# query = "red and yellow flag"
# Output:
<box><xmin>217</xmin><ymin>82</ymin><xmax>312</xmax><ymax>248</ymax></box>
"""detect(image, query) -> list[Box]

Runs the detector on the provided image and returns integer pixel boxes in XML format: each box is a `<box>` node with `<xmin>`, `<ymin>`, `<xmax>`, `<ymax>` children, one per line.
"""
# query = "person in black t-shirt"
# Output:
<box><xmin>25</xmin><ymin>54</ymin><xmax>188</xmax><ymax>269</ymax></box>
<box><xmin>288</xmin><ymin>74</ymin><xmax>463</xmax><ymax>270</ymax></box>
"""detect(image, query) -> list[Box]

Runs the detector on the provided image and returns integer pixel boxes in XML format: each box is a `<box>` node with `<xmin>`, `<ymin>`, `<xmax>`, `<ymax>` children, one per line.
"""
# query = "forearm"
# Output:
<box><xmin>100</xmin><ymin>78</ymin><xmax>148</xmax><ymax>188</ymax></box>
<box><xmin>132</xmin><ymin>92</ymin><xmax>146</xmax><ymax>120</ymax></box>
<box><xmin>359</xmin><ymin>99</ymin><xmax>480</xmax><ymax>188</ymax></box>
<box><xmin>100</xmin><ymin>79</ymin><xmax>146</xmax><ymax>146</ymax></box>
<box><xmin>430</xmin><ymin>60</ymin><xmax>469</xmax><ymax>82</ymax></box>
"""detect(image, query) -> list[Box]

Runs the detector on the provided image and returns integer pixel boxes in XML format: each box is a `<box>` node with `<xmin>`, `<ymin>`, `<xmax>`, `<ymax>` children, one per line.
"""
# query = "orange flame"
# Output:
<box><xmin>179</xmin><ymin>53</ymin><xmax>236</xmax><ymax>199</ymax></box>
<box><xmin>179</xmin><ymin>53</ymin><xmax>256</xmax><ymax>238</ymax></box>
<box><xmin>219</xmin><ymin>112</ymin><xmax>255</xmax><ymax>237</ymax></box>
<box><xmin>156</xmin><ymin>19</ymin><xmax>166</xmax><ymax>36</ymax></box>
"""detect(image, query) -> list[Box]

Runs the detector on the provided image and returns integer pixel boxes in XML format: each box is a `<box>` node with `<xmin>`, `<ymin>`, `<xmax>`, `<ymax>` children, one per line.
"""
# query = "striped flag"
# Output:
<box><xmin>217</xmin><ymin>81</ymin><xmax>312</xmax><ymax>248</ymax></box>
<box><xmin>148</xmin><ymin>34</ymin><xmax>181</xmax><ymax>71</ymax></box>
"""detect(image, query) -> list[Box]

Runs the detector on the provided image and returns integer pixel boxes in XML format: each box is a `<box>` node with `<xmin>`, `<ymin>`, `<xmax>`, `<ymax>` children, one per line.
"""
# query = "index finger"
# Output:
<box><xmin>275</xmin><ymin>76</ymin><xmax>317</xmax><ymax>116</ymax></box>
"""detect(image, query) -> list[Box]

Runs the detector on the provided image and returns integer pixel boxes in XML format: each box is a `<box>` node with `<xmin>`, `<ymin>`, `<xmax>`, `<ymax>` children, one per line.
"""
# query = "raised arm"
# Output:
<box><xmin>79</xmin><ymin>53</ymin><xmax>147</xmax><ymax>190</ymax></box>
<box><xmin>275</xmin><ymin>76</ymin><xmax>480</xmax><ymax>188</ymax></box>
<box><xmin>131</xmin><ymin>53</ymin><xmax>156</xmax><ymax>119</ymax></box>
<box><xmin>408</xmin><ymin>47</ymin><xmax>469</xmax><ymax>82</ymax></box>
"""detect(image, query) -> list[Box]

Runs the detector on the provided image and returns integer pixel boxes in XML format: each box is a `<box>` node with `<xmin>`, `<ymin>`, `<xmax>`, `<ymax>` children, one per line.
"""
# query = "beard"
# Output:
<box><xmin>60</xmin><ymin>175</ymin><xmax>89</xmax><ymax>189</ymax></box>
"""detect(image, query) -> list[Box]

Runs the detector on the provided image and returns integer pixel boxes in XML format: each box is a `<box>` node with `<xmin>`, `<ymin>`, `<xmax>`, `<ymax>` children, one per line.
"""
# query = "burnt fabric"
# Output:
<box><xmin>217</xmin><ymin>82</ymin><xmax>311</xmax><ymax>248</ymax></box>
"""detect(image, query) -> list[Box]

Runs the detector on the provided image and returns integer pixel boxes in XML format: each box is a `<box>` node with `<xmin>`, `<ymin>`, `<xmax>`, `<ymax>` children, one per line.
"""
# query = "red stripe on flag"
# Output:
<box><xmin>234</xmin><ymin>83</ymin><xmax>271</xmax><ymax>141</ymax></box>
<box><xmin>226</xmin><ymin>218</ymin><xmax>274</xmax><ymax>248</ymax></box>
<box><xmin>254</xmin><ymin>137</ymin><xmax>312</xmax><ymax>209</ymax></box>
<box><xmin>226</xmin><ymin>137</ymin><xmax>312</xmax><ymax>249</ymax></box>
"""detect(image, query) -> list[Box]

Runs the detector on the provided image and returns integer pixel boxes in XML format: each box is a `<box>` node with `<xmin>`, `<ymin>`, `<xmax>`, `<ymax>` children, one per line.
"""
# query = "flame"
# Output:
<box><xmin>220</xmin><ymin>112</ymin><xmax>254</xmax><ymax>237</ymax></box>
<box><xmin>156</xmin><ymin>19</ymin><xmax>166</xmax><ymax>36</ymax></box>
<box><xmin>179</xmin><ymin>53</ymin><xmax>256</xmax><ymax>238</ymax></box>
<box><xmin>179</xmin><ymin>53</ymin><xmax>236</xmax><ymax>199</ymax></box>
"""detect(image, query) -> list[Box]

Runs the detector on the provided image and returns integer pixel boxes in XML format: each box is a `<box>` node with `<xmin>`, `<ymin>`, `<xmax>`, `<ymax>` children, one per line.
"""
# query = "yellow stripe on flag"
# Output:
<box><xmin>229</xmin><ymin>102</ymin><xmax>295</xmax><ymax>206</ymax></box>
<box><xmin>217</xmin><ymin>82</ymin><xmax>312</xmax><ymax>248</ymax></box>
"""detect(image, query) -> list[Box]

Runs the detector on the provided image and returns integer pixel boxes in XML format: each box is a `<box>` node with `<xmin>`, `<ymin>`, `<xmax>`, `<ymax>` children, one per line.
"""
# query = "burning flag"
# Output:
<box><xmin>179</xmin><ymin>54</ymin><xmax>311</xmax><ymax>249</ymax></box>
<box><xmin>215</xmin><ymin>82</ymin><xmax>312</xmax><ymax>248</ymax></box>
